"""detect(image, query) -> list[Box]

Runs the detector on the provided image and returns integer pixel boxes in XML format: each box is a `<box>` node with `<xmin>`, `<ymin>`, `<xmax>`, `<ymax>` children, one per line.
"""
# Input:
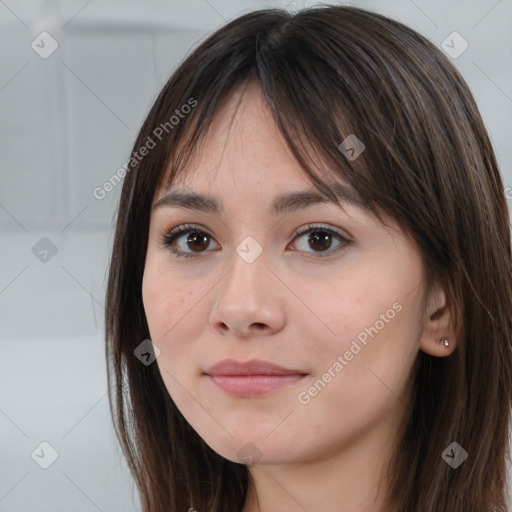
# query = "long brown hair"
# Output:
<box><xmin>105</xmin><ymin>5</ymin><xmax>512</xmax><ymax>511</ymax></box>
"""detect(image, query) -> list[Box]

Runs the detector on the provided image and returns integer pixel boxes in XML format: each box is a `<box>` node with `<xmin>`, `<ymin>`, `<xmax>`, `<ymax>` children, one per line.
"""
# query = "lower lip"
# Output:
<box><xmin>207</xmin><ymin>374</ymin><xmax>306</xmax><ymax>397</ymax></box>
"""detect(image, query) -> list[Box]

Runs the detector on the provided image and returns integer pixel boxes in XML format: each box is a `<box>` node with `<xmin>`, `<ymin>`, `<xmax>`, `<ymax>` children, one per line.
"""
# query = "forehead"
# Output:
<box><xmin>157</xmin><ymin>84</ymin><xmax>330</xmax><ymax>198</ymax></box>
<box><xmin>186</xmin><ymin>86</ymin><xmax>291</xmax><ymax>177</ymax></box>
<box><xmin>152</xmin><ymin>84</ymin><xmax>374</xmax><ymax>221</ymax></box>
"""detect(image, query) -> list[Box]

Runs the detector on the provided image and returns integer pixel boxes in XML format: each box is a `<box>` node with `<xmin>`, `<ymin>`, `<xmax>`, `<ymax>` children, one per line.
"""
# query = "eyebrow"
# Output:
<box><xmin>152</xmin><ymin>183</ymin><xmax>364</xmax><ymax>215</ymax></box>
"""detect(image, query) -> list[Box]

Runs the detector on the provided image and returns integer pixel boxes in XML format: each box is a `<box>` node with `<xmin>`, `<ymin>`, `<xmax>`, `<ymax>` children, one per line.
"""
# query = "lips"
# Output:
<box><xmin>204</xmin><ymin>358</ymin><xmax>306</xmax><ymax>376</ymax></box>
<box><xmin>204</xmin><ymin>359</ymin><xmax>307</xmax><ymax>397</ymax></box>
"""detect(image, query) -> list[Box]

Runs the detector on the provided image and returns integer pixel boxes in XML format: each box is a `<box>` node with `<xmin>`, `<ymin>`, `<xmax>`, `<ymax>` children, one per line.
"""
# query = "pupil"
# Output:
<box><xmin>310</xmin><ymin>232</ymin><xmax>331</xmax><ymax>251</ymax></box>
<box><xmin>188</xmin><ymin>233</ymin><xmax>209</xmax><ymax>252</ymax></box>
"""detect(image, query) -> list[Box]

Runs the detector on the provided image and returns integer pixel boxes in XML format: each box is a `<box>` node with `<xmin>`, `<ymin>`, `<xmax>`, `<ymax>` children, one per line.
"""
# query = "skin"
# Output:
<box><xmin>142</xmin><ymin>82</ymin><xmax>456</xmax><ymax>512</ymax></box>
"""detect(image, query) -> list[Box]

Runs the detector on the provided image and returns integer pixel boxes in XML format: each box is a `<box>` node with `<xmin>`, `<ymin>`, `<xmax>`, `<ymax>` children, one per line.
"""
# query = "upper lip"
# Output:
<box><xmin>204</xmin><ymin>358</ymin><xmax>307</xmax><ymax>376</ymax></box>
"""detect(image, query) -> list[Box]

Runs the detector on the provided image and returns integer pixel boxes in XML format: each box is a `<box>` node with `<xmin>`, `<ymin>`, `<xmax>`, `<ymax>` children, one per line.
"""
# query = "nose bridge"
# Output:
<box><xmin>220</xmin><ymin>240</ymin><xmax>269</xmax><ymax>307</ymax></box>
<box><xmin>209</xmin><ymin>240</ymin><xmax>285</xmax><ymax>336</ymax></box>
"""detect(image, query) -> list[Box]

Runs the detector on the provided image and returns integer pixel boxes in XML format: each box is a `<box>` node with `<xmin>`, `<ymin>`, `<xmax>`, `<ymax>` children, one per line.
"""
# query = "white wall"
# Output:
<box><xmin>1</xmin><ymin>1</ymin><xmax>511</xmax><ymax>510</ymax></box>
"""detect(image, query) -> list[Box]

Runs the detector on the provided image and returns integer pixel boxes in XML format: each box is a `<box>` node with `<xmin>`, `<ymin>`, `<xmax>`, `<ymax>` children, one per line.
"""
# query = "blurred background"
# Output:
<box><xmin>1</xmin><ymin>0</ymin><xmax>511</xmax><ymax>510</ymax></box>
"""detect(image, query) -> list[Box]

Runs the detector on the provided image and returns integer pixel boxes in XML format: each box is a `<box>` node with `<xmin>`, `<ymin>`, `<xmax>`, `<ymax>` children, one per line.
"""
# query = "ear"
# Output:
<box><xmin>418</xmin><ymin>281</ymin><xmax>457</xmax><ymax>357</ymax></box>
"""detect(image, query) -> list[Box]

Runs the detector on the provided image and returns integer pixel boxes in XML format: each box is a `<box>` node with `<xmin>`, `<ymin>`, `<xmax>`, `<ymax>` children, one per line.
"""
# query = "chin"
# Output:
<box><xmin>198</xmin><ymin>431</ymin><xmax>296</xmax><ymax>465</ymax></box>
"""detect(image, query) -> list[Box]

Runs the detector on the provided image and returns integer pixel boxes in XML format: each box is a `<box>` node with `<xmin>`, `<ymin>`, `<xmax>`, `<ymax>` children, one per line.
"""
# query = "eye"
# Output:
<box><xmin>160</xmin><ymin>223</ymin><xmax>351</xmax><ymax>259</ymax></box>
<box><xmin>160</xmin><ymin>224</ymin><xmax>219</xmax><ymax>258</ymax></box>
<box><xmin>289</xmin><ymin>224</ymin><xmax>351</xmax><ymax>257</ymax></box>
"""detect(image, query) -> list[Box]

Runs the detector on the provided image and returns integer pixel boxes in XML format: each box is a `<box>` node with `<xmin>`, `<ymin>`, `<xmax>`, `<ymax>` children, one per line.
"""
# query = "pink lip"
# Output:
<box><xmin>205</xmin><ymin>358</ymin><xmax>305</xmax><ymax>376</ymax></box>
<box><xmin>204</xmin><ymin>359</ymin><xmax>307</xmax><ymax>397</ymax></box>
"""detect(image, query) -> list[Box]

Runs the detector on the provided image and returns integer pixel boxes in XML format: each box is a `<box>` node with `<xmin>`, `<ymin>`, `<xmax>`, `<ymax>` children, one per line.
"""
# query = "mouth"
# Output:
<box><xmin>203</xmin><ymin>358</ymin><xmax>308</xmax><ymax>397</ymax></box>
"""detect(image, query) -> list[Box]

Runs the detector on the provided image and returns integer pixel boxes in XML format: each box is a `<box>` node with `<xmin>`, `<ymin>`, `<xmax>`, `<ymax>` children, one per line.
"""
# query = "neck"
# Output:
<box><xmin>240</xmin><ymin>411</ymin><xmax>404</xmax><ymax>512</ymax></box>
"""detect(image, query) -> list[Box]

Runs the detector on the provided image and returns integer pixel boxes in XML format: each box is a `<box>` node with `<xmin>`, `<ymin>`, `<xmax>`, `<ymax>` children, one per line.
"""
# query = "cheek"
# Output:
<box><xmin>143</xmin><ymin>252</ymin><xmax>200</xmax><ymax>334</ymax></box>
<box><xmin>290</xmin><ymin>272</ymin><xmax>400</xmax><ymax>350</ymax></box>
<box><xmin>290</xmin><ymin>289</ymin><xmax>422</xmax><ymax>450</ymax></box>
<box><xmin>294</xmin><ymin>260</ymin><xmax>425</xmax><ymax>381</ymax></box>
<box><xmin>142</xmin><ymin>264</ymin><xmax>202</xmax><ymax>369</ymax></box>
<box><xmin>142</xmin><ymin>267</ymin><xmax>204</xmax><ymax>404</ymax></box>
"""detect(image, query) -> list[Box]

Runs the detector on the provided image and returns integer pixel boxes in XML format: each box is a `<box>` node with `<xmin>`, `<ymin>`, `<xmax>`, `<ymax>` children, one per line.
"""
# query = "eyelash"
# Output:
<box><xmin>160</xmin><ymin>223</ymin><xmax>351</xmax><ymax>259</ymax></box>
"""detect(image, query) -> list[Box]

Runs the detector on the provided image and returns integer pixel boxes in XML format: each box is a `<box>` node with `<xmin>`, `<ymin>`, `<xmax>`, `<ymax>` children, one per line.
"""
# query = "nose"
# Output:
<box><xmin>208</xmin><ymin>247</ymin><xmax>286</xmax><ymax>338</ymax></box>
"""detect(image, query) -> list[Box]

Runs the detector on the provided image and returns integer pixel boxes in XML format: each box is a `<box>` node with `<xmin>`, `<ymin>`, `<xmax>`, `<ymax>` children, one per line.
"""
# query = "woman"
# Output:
<box><xmin>105</xmin><ymin>5</ymin><xmax>512</xmax><ymax>511</ymax></box>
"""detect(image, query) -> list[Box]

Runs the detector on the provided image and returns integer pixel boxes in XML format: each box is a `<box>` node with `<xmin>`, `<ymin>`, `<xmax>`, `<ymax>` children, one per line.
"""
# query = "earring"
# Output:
<box><xmin>440</xmin><ymin>338</ymin><xmax>450</xmax><ymax>347</ymax></box>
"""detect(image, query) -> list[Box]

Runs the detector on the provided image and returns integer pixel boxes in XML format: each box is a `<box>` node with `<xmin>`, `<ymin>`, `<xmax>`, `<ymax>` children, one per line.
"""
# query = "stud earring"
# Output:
<box><xmin>440</xmin><ymin>338</ymin><xmax>450</xmax><ymax>347</ymax></box>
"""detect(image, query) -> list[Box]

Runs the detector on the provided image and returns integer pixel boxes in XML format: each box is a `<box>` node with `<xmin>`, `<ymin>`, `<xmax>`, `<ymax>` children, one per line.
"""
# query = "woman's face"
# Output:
<box><xmin>142</xmin><ymin>84</ymin><xmax>433</xmax><ymax>466</ymax></box>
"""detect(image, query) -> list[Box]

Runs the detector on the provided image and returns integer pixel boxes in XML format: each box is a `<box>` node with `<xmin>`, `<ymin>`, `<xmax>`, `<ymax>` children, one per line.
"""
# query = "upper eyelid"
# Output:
<box><xmin>163</xmin><ymin>222</ymin><xmax>351</xmax><ymax>246</ymax></box>
<box><xmin>294</xmin><ymin>223</ymin><xmax>350</xmax><ymax>238</ymax></box>
<box><xmin>164</xmin><ymin>222</ymin><xmax>349</xmax><ymax>236</ymax></box>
